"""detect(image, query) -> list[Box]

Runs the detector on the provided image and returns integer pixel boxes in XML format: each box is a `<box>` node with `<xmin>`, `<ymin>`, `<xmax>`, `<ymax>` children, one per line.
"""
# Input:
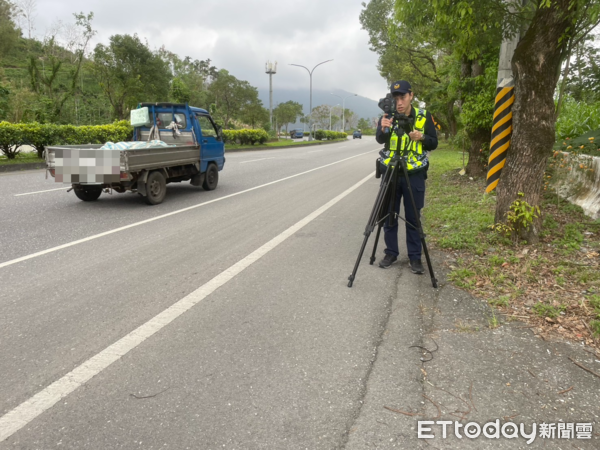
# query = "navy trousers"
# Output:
<box><xmin>383</xmin><ymin>170</ymin><xmax>426</xmax><ymax>260</ymax></box>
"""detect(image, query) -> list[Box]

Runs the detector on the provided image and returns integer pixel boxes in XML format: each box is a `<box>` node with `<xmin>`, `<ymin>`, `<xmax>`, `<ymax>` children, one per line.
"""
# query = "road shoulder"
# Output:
<box><xmin>346</xmin><ymin>250</ymin><xmax>600</xmax><ymax>449</ymax></box>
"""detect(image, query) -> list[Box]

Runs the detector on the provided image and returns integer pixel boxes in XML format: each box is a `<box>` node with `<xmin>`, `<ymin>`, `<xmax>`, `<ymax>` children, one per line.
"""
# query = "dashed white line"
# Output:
<box><xmin>0</xmin><ymin>150</ymin><xmax>375</xmax><ymax>270</ymax></box>
<box><xmin>14</xmin><ymin>187</ymin><xmax>67</xmax><ymax>196</ymax></box>
<box><xmin>240</xmin><ymin>157</ymin><xmax>275</xmax><ymax>164</ymax></box>
<box><xmin>0</xmin><ymin>171</ymin><xmax>374</xmax><ymax>442</ymax></box>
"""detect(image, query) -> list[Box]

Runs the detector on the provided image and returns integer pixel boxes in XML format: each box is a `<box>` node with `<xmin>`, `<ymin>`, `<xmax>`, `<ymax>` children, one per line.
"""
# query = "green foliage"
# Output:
<box><xmin>0</xmin><ymin>121</ymin><xmax>24</xmax><ymax>158</ymax></box>
<box><xmin>532</xmin><ymin>303</ymin><xmax>566</xmax><ymax>319</ymax></box>
<box><xmin>170</xmin><ymin>78</ymin><xmax>191</xmax><ymax>104</ymax></box>
<box><xmin>564</xmin><ymin>36</ymin><xmax>600</xmax><ymax>103</ymax></box>
<box><xmin>207</xmin><ymin>69</ymin><xmax>264</xmax><ymax>129</ymax></box>
<box><xmin>490</xmin><ymin>193</ymin><xmax>541</xmax><ymax>243</ymax></box>
<box><xmin>555</xmin><ymin>97</ymin><xmax>600</xmax><ymax>140</ymax></box>
<box><xmin>507</xmin><ymin>192</ymin><xmax>541</xmax><ymax>234</ymax></box>
<box><xmin>591</xmin><ymin>319</ymin><xmax>600</xmax><ymax>337</ymax></box>
<box><xmin>0</xmin><ymin>0</ymin><xmax>20</xmax><ymax>58</ymax></box>
<box><xmin>460</xmin><ymin>60</ymin><xmax>497</xmax><ymax>133</ymax></box>
<box><xmin>0</xmin><ymin>82</ymin><xmax>10</xmax><ymax>120</ymax></box>
<box><xmin>552</xmin><ymin>223</ymin><xmax>584</xmax><ymax>254</ymax></box>
<box><xmin>160</xmin><ymin>51</ymin><xmax>217</xmax><ymax>108</ymax></box>
<box><xmin>222</xmin><ymin>129</ymin><xmax>269</xmax><ymax>146</ymax></box>
<box><xmin>273</xmin><ymin>101</ymin><xmax>304</xmax><ymax>132</ymax></box>
<box><xmin>92</xmin><ymin>34</ymin><xmax>172</xmax><ymax>120</ymax></box>
<box><xmin>589</xmin><ymin>294</ymin><xmax>600</xmax><ymax>310</ymax></box>
<box><xmin>0</xmin><ymin>120</ymin><xmax>132</xmax><ymax>158</ymax></box>
<box><xmin>489</xmin><ymin>295</ymin><xmax>510</xmax><ymax>307</ymax></box>
<box><xmin>313</xmin><ymin>130</ymin><xmax>347</xmax><ymax>140</ymax></box>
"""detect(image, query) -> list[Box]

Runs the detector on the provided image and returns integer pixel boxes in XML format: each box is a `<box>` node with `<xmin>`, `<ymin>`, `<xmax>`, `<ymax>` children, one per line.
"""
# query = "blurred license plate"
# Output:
<box><xmin>55</xmin><ymin>148</ymin><xmax>120</xmax><ymax>184</ymax></box>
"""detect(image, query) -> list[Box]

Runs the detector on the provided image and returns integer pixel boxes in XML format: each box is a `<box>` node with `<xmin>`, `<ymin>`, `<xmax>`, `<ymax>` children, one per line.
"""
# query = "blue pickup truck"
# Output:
<box><xmin>290</xmin><ymin>129</ymin><xmax>304</xmax><ymax>139</ymax></box>
<box><xmin>46</xmin><ymin>103</ymin><xmax>225</xmax><ymax>205</ymax></box>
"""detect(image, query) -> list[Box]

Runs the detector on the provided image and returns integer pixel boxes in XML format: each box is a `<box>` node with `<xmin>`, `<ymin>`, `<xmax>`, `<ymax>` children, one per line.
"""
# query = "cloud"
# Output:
<box><xmin>33</xmin><ymin>0</ymin><xmax>387</xmax><ymax>100</ymax></box>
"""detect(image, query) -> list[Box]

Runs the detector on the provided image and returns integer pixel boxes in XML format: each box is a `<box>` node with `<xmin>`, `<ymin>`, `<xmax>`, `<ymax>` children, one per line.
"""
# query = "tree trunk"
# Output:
<box><xmin>447</xmin><ymin>101</ymin><xmax>458</xmax><ymax>136</ymax></box>
<box><xmin>465</xmin><ymin>127</ymin><xmax>490</xmax><ymax>177</ymax></box>
<box><xmin>495</xmin><ymin>1</ymin><xmax>575</xmax><ymax>243</ymax></box>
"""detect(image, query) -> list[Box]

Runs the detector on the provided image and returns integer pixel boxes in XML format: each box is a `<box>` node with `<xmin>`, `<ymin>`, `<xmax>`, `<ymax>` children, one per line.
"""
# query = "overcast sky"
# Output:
<box><xmin>32</xmin><ymin>0</ymin><xmax>388</xmax><ymax>101</ymax></box>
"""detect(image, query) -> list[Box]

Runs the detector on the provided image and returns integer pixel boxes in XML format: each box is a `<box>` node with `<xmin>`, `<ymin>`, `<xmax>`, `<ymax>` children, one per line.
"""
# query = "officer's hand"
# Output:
<box><xmin>409</xmin><ymin>131</ymin><xmax>424</xmax><ymax>141</ymax></box>
<box><xmin>380</xmin><ymin>114</ymin><xmax>393</xmax><ymax>130</ymax></box>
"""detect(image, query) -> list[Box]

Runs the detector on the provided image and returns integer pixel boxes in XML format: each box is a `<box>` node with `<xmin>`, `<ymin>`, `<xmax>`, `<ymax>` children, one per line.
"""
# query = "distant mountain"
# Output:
<box><xmin>257</xmin><ymin>88</ymin><xmax>382</xmax><ymax>129</ymax></box>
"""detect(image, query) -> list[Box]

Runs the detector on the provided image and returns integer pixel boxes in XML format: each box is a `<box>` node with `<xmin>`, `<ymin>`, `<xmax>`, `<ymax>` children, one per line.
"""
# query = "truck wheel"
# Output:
<box><xmin>202</xmin><ymin>164</ymin><xmax>218</xmax><ymax>191</ymax></box>
<box><xmin>74</xmin><ymin>186</ymin><xmax>102</xmax><ymax>201</ymax></box>
<box><xmin>144</xmin><ymin>171</ymin><xmax>167</xmax><ymax>205</ymax></box>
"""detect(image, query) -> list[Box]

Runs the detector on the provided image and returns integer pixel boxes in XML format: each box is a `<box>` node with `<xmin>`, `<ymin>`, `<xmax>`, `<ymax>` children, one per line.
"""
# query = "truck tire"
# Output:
<box><xmin>202</xmin><ymin>163</ymin><xmax>218</xmax><ymax>191</ymax></box>
<box><xmin>74</xmin><ymin>186</ymin><xmax>102</xmax><ymax>201</ymax></box>
<box><xmin>144</xmin><ymin>171</ymin><xmax>167</xmax><ymax>205</ymax></box>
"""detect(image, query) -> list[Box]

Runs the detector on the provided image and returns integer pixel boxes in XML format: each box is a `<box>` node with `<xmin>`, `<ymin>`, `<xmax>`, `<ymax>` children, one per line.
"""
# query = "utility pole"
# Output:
<box><xmin>265</xmin><ymin>61</ymin><xmax>277</xmax><ymax>128</ymax></box>
<box><xmin>485</xmin><ymin>3</ymin><xmax>521</xmax><ymax>193</ymax></box>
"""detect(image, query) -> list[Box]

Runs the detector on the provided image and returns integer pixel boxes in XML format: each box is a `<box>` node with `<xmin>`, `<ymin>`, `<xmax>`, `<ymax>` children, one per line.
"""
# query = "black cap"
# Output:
<box><xmin>390</xmin><ymin>80</ymin><xmax>412</xmax><ymax>95</ymax></box>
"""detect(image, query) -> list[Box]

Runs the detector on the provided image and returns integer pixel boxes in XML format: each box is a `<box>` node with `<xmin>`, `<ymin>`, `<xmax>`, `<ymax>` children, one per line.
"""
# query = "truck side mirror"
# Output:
<box><xmin>217</xmin><ymin>126</ymin><xmax>223</xmax><ymax>141</ymax></box>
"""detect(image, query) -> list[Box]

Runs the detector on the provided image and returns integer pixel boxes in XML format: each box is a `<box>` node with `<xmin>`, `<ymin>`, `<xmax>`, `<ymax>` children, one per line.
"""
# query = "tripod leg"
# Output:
<box><xmin>369</xmin><ymin>222</ymin><xmax>383</xmax><ymax>265</ymax></box>
<box><xmin>421</xmin><ymin>238</ymin><xmax>438</xmax><ymax>288</ymax></box>
<box><xmin>399</xmin><ymin>159</ymin><xmax>438</xmax><ymax>288</ymax></box>
<box><xmin>348</xmin><ymin>233</ymin><xmax>371</xmax><ymax>287</ymax></box>
<box><xmin>348</xmin><ymin>165</ymin><xmax>396</xmax><ymax>288</ymax></box>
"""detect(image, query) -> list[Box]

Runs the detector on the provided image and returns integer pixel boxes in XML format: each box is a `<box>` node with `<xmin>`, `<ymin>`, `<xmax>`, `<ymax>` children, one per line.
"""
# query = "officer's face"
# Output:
<box><xmin>394</xmin><ymin>92</ymin><xmax>414</xmax><ymax>114</ymax></box>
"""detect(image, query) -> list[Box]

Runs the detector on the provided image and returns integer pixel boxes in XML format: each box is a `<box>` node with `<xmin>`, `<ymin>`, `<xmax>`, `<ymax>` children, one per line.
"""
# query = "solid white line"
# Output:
<box><xmin>14</xmin><ymin>187</ymin><xmax>67</xmax><ymax>196</ymax></box>
<box><xmin>0</xmin><ymin>150</ymin><xmax>375</xmax><ymax>270</ymax></box>
<box><xmin>0</xmin><ymin>171</ymin><xmax>374</xmax><ymax>442</ymax></box>
<box><xmin>239</xmin><ymin>157</ymin><xmax>275</xmax><ymax>164</ymax></box>
<box><xmin>307</xmin><ymin>145</ymin><xmax>348</xmax><ymax>154</ymax></box>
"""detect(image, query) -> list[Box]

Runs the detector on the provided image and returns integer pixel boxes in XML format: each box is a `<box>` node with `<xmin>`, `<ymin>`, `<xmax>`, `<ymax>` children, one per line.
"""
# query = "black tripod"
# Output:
<box><xmin>347</xmin><ymin>138</ymin><xmax>438</xmax><ymax>289</ymax></box>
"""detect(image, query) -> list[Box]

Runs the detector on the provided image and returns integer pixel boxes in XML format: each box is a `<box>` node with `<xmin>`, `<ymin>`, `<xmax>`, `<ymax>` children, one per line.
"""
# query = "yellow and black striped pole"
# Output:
<box><xmin>485</xmin><ymin>85</ymin><xmax>514</xmax><ymax>193</ymax></box>
<box><xmin>486</xmin><ymin>18</ymin><xmax>519</xmax><ymax>193</ymax></box>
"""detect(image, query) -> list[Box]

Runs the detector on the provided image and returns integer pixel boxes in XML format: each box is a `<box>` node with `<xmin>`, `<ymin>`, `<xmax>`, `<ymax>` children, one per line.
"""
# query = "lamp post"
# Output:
<box><xmin>330</xmin><ymin>93</ymin><xmax>357</xmax><ymax>132</ymax></box>
<box><xmin>265</xmin><ymin>61</ymin><xmax>277</xmax><ymax>128</ymax></box>
<box><xmin>290</xmin><ymin>59</ymin><xmax>333</xmax><ymax>141</ymax></box>
<box><xmin>328</xmin><ymin>104</ymin><xmax>339</xmax><ymax>130</ymax></box>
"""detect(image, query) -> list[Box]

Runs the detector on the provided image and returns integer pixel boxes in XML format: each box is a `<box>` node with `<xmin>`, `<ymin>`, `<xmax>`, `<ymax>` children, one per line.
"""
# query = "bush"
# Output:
<box><xmin>0</xmin><ymin>121</ymin><xmax>24</xmax><ymax>159</ymax></box>
<box><xmin>314</xmin><ymin>130</ymin><xmax>347</xmax><ymax>140</ymax></box>
<box><xmin>0</xmin><ymin>121</ymin><xmax>133</xmax><ymax>159</ymax></box>
<box><xmin>222</xmin><ymin>128</ymin><xmax>269</xmax><ymax>145</ymax></box>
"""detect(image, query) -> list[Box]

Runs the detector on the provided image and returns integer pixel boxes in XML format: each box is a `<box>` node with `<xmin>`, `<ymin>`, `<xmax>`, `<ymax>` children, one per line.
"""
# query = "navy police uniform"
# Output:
<box><xmin>375</xmin><ymin>81</ymin><xmax>438</xmax><ymax>269</ymax></box>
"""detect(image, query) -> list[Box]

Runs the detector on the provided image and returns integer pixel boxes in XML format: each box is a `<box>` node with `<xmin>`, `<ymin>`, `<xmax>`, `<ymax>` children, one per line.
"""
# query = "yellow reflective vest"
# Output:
<box><xmin>383</xmin><ymin>108</ymin><xmax>429</xmax><ymax>172</ymax></box>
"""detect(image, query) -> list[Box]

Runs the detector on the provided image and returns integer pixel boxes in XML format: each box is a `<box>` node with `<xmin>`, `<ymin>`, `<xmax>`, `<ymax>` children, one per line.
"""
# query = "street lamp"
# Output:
<box><xmin>290</xmin><ymin>59</ymin><xmax>333</xmax><ymax>141</ymax></box>
<box><xmin>328</xmin><ymin>104</ymin><xmax>339</xmax><ymax>130</ymax></box>
<box><xmin>330</xmin><ymin>93</ymin><xmax>357</xmax><ymax>132</ymax></box>
<box><xmin>265</xmin><ymin>61</ymin><xmax>277</xmax><ymax>128</ymax></box>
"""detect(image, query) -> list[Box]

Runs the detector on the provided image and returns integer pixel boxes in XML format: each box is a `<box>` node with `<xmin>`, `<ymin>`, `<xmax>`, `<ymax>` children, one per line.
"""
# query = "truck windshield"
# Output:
<box><xmin>196</xmin><ymin>115</ymin><xmax>218</xmax><ymax>137</ymax></box>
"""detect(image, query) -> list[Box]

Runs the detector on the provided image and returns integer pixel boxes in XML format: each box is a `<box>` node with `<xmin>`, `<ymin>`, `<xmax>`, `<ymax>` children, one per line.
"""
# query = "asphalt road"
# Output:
<box><xmin>3</xmin><ymin>137</ymin><xmax>600</xmax><ymax>449</ymax></box>
<box><xmin>0</xmin><ymin>136</ymin><xmax>428</xmax><ymax>449</ymax></box>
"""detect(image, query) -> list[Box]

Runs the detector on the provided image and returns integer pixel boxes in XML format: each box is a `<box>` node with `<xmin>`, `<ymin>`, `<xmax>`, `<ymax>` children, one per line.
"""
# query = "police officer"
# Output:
<box><xmin>376</xmin><ymin>80</ymin><xmax>438</xmax><ymax>274</ymax></box>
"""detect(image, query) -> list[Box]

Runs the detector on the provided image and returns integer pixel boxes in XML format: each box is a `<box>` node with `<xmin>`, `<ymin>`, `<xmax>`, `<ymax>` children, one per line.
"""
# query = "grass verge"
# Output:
<box><xmin>426</xmin><ymin>143</ymin><xmax>600</xmax><ymax>351</ymax></box>
<box><xmin>0</xmin><ymin>152</ymin><xmax>44</xmax><ymax>166</ymax></box>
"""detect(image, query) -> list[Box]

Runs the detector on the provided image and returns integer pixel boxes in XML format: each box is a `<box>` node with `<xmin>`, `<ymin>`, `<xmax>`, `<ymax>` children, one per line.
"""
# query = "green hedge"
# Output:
<box><xmin>0</xmin><ymin>121</ymin><xmax>133</xmax><ymax>159</ymax></box>
<box><xmin>222</xmin><ymin>128</ymin><xmax>269</xmax><ymax>145</ymax></box>
<box><xmin>314</xmin><ymin>130</ymin><xmax>348</xmax><ymax>140</ymax></box>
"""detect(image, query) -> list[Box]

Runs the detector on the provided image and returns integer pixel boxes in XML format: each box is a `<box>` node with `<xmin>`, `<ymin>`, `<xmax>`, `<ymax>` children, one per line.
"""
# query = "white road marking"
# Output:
<box><xmin>239</xmin><ymin>157</ymin><xmax>275</xmax><ymax>164</ymax></box>
<box><xmin>307</xmin><ymin>145</ymin><xmax>349</xmax><ymax>154</ymax></box>
<box><xmin>0</xmin><ymin>150</ymin><xmax>375</xmax><ymax>270</ymax></box>
<box><xmin>14</xmin><ymin>187</ymin><xmax>67</xmax><ymax>196</ymax></box>
<box><xmin>0</xmin><ymin>171</ymin><xmax>374</xmax><ymax>442</ymax></box>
